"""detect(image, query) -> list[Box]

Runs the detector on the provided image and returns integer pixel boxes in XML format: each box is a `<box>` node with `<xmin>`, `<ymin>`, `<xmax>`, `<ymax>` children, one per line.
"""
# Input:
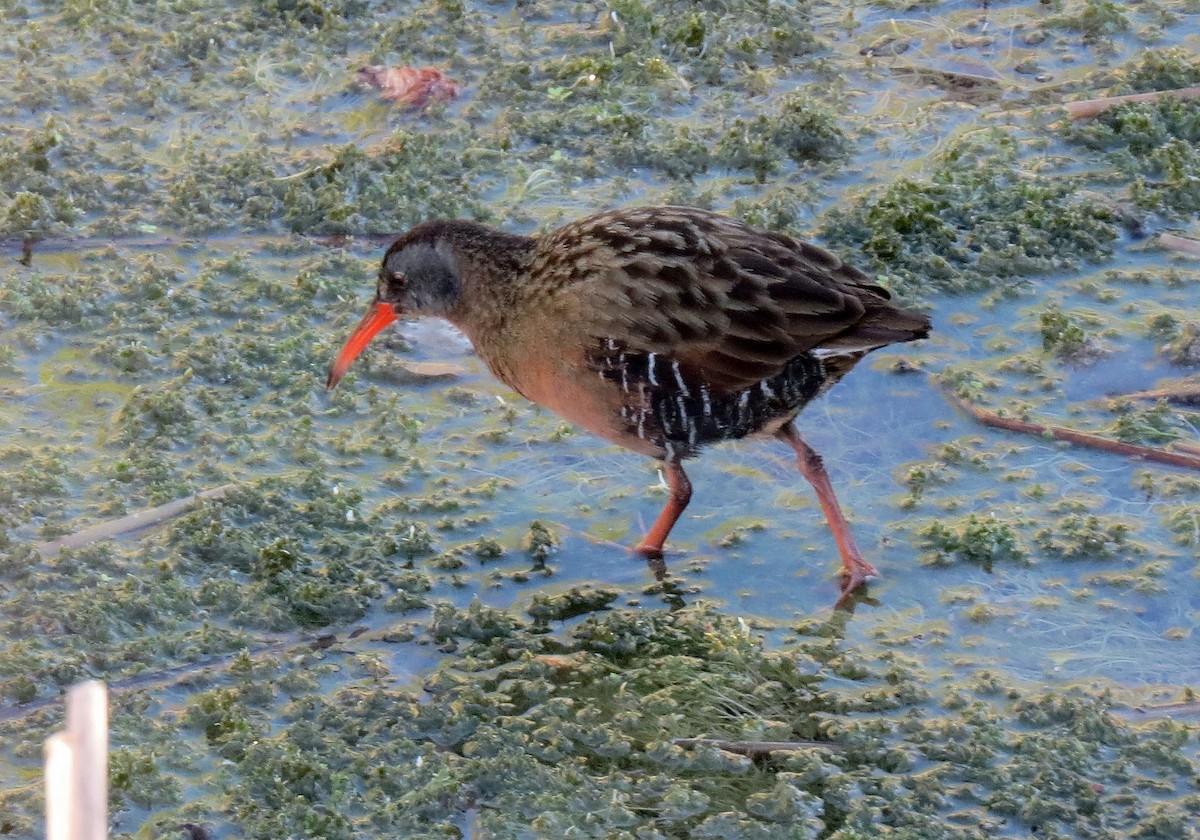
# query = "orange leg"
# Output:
<box><xmin>635</xmin><ymin>461</ymin><xmax>693</xmax><ymax>564</ymax></box>
<box><xmin>776</xmin><ymin>422</ymin><xmax>878</xmax><ymax>595</ymax></box>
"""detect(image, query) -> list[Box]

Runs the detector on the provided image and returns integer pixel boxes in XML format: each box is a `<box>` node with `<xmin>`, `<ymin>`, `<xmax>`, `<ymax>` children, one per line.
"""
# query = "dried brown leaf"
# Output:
<box><xmin>357</xmin><ymin>65</ymin><xmax>461</xmax><ymax>109</ymax></box>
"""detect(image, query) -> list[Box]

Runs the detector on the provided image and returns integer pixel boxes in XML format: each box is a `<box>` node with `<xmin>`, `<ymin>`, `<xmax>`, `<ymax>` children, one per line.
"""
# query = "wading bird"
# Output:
<box><xmin>327</xmin><ymin>206</ymin><xmax>930</xmax><ymax>598</ymax></box>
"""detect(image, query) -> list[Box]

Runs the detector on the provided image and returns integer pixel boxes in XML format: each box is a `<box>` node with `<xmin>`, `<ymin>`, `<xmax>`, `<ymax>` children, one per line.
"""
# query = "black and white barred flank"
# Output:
<box><xmin>586</xmin><ymin>338</ymin><xmax>827</xmax><ymax>461</ymax></box>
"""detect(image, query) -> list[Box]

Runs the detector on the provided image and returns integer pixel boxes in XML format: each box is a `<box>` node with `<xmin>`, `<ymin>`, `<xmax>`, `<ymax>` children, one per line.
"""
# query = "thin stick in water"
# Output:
<box><xmin>1064</xmin><ymin>84</ymin><xmax>1200</xmax><ymax>120</ymax></box>
<box><xmin>940</xmin><ymin>388</ymin><xmax>1200</xmax><ymax>472</ymax></box>
<box><xmin>1157</xmin><ymin>232</ymin><xmax>1200</xmax><ymax>258</ymax></box>
<box><xmin>34</xmin><ymin>484</ymin><xmax>236</xmax><ymax>559</ymax></box>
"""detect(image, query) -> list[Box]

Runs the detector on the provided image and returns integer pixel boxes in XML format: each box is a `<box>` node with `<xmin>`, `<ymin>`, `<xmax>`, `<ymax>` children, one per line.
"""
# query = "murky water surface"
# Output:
<box><xmin>2</xmin><ymin>0</ymin><xmax>1199</xmax><ymax>837</ymax></box>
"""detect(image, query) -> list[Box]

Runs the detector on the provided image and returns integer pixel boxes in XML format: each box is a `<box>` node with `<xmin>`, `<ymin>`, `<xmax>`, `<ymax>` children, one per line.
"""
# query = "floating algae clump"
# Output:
<box><xmin>1108</xmin><ymin>47</ymin><xmax>1200</xmax><ymax>94</ymax></box>
<box><xmin>821</xmin><ymin>131</ymin><xmax>1119</xmax><ymax>295</ymax></box>
<box><xmin>1063</xmin><ymin>50</ymin><xmax>1200</xmax><ymax>217</ymax></box>
<box><xmin>917</xmin><ymin>514</ymin><xmax>1029</xmax><ymax>571</ymax></box>
<box><xmin>1064</xmin><ymin>97</ymin><xmax>1200</xmax><ymax>217</ymax></box>
<box><xmin>0</xmin><ymin>119</ymin><xmax>100</xmax><ymax>241</ymax></box>
<box><xmin>713</xmin><ymin>93</ymin><xmax>849</xmax><ymax>182</ymax></box>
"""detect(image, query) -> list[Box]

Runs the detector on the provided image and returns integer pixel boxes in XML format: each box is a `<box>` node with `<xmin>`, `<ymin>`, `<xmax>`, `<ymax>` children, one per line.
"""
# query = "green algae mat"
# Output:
<box><xmin>2</xmin><ymin>1</ymin><xmax>1200</xmax><ymax>837</ymax></box>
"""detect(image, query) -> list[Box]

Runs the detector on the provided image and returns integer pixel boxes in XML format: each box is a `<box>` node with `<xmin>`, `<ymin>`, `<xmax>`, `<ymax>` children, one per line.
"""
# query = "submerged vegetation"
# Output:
<box><xmin>153</xmin><ymin>607</ymin><xmax>1200</xmax><ymax>838</ymax></box>
<box><xmin>7</xmin><ymin>604</ymin><xmax>1198</xmax><ymax>838</ymax></box>
<box><xmin>2</xmin><ymin>0</ymin><xmax>1200</xmax><ymax>837</ymax></box>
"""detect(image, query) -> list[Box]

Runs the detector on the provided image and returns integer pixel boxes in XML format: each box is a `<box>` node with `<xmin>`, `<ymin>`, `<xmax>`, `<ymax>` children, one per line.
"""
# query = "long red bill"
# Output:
<box><xmin>326</xmin><ymin>300</ymin><xmax>399</xmax><ymax>390</ymax></box>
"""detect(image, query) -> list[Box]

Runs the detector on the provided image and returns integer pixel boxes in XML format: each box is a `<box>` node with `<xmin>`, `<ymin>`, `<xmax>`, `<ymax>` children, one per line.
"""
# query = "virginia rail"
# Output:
<box><xmin>327</xmin><ymin>206</ymin><xmax>930</xmax><ymax>597</ymax></box>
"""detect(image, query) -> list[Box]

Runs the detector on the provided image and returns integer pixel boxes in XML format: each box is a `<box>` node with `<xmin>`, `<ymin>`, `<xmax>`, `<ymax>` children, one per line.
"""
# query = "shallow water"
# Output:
<box><xmin>2</xmin><ymin>0</ymin><xmax>1200</xmax><ymax>837</ymax></box>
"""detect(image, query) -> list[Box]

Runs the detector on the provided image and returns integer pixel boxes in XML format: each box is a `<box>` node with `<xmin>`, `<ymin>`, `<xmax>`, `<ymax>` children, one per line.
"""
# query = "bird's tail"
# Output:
<box><xmin>821</xmin><ymin>304</ymin><xmax>931</xmax><ymax>353</ymax></box>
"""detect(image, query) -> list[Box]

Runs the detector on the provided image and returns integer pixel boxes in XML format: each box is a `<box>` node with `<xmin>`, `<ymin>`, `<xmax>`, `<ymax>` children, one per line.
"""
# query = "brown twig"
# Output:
<box><xmin>1114</xmin><ymin>382</ymin><xmax>1200</xmax><ymax>408</ymax></box>
<box><xmin>939</xmin><ymin>388</ymin><xmax>1200</xmax><ymax>472</ymax></box>
<box><xmin>1157</xmin><ymin>232</ymin><xmax>1200</xmax><ymax>258</ymax></box>
<box><xmin>5</xmin><ymin>232</ymin><xmax>397</xmax><ymax>261</ymax></box>
<box><xmin>1125</xmin><ymin>700</ymin><xmax>1200</xmax><ymax>720</ymax></box>
<box><xmin>672</xmin><ymin>738</ymin><xmax>842</xmax><ymax>756</ymax></box>
<box><xmin>1064</xmin><ymin>84</ymin><xmax>1200</xmax><ymax>120</ymax></box>
<box><xmin>34</xmin><ymin>484</ymin><xmax>238</xmax><ymax>559</ymax></box>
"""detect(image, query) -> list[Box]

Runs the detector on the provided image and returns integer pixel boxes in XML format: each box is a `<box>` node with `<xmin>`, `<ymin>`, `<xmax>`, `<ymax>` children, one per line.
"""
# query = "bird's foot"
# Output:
<box><xmin>833</xmin><ymin>560</ymin><xmax>879</xmax><ymax>610</ymax></box>
<box><xmin>635</xmin><ymin>544</ymin><xmax>668</xmax><ymax>581</ymax></box>
<box><xmin>840</xmin><ymin>559</ymin><xmax>879</xmax><ymax>590</ymax></box>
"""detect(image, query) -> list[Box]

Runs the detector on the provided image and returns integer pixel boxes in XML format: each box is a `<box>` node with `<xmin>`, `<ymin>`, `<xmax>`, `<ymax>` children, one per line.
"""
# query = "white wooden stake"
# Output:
<box><xmin>45</xmin><ymin>680</ymin><xmax>108</xmax><ymax>839</ymax></box>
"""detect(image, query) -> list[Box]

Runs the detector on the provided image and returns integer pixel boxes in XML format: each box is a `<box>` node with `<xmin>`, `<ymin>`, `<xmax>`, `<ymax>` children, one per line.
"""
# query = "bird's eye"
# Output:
<box><xmin>392</xmin><ymin>271</ymin><xmax>405</xmax><ymax>282</ymax></box>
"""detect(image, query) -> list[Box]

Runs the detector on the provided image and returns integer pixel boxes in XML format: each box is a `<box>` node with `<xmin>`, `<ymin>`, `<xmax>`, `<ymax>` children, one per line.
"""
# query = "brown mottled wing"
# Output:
<box><xmin>536</xmin><ymin>206</ymin><xmax>923</xmax><ymax>393</ymax></box>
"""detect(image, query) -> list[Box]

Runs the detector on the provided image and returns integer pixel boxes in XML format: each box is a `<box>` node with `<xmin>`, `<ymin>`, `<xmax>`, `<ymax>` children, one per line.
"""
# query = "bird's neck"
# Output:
<box><xmin>432</xmin><ymin>225</ymin><xmax>531</xmax><ymax>328</ymax></box>
<box><xmin>433</xmin><ymin>225</ymin><xmax>540</xmax><ymax>387</ymax></box>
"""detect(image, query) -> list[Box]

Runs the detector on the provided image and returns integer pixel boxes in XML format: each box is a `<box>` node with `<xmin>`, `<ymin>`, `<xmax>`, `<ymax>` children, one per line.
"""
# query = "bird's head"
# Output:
<box><xmin>326</xmin><ymin>224</ymin><xmax>462</xmax><ymax>390</ymax></box>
